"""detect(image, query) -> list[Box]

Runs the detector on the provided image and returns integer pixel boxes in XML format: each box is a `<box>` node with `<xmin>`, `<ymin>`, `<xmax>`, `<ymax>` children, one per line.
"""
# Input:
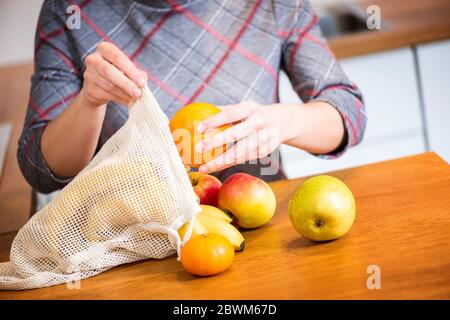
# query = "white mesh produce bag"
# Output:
<box><xmin>0</xmin><ymin>86</ymin><xmax>201</xmax><ymax>290</ymax></box>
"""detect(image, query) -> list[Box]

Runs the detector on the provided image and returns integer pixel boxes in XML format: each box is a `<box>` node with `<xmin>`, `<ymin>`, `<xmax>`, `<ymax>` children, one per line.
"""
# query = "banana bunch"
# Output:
<box><xmin>179</xmin><ymin>205</ymin><xmax>245</xmax><ymax>251</ymax></box>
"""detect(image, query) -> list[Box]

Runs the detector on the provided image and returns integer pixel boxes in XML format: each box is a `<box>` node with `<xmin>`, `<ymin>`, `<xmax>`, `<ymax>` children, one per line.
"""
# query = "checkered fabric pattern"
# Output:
<box><xmin>18</xmin><ymin>0</ymin><xmax>366</xmax><ymax>193</ymax></box>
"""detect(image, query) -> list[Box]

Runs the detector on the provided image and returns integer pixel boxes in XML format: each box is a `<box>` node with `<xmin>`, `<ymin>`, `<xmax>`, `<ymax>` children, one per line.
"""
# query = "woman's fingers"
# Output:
<box><xmin>85</xmin><ymin>69</ymin><xmax>134</xmax><ymax>103</ymax></box>
<box><xmin>91</xmin><ymin>55</ymin><xmax>142</xmax><ymax>98</ymax></box>
<box><xmin>195</xmin><ymin>103</ymin><xmax>284</xmax><ymax>173</ymax></box>
<box><xmin>197</xmin><ymin>101</ymin><xmax>260</xmax><ymax>133</ymax></box>
<box><xmin>97</xmin><ymin>42</ymin><xmax>146</xmax><ymax>88</ymax></box>
<box><xmin>199</xmin><ymin>126</ymin><xmax>279</xmax><ymax>174</ymax></box>
<box><xmin>195</xmin><ymin>117</ymin><xmax>258</xmax><ymax>153</ymax></box>
<box><xmin>84</xmin><ymin>83</ymin><xmax>131</xmax><ymax>106</ymax></box>
<box><xmin>199</xmin><ymin>131</ymin><xmax>263</xmax><ymax>173</ymax></box>
<box><xmin>82</xmin><ymin>42</ymin><xmax>147</xmax><ymax>108</ymax></box>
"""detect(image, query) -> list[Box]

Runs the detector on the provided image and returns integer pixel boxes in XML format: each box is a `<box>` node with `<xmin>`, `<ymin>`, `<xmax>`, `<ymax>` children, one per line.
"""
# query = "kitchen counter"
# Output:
<box><xmin>1</xmin><ymin>152</ymin><xmax>449</xmax><ymax>299</ymax></box>
<box><xmin>328</xmin><ymin>0</ymin><xmax>450</xmax><ymax>58</ymax></box>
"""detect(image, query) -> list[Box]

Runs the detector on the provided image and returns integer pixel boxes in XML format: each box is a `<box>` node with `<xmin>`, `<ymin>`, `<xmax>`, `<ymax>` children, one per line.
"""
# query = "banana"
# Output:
<box><xmin>199</xmin><ymin>205</ymin><xmax>233</xmax><ymax>223</ymax></box>
<box><xmin>178</xmin><ymin>216</ymin><xmax>208</xmax><ymax>241</ymax></box>
<box><xmin>197</xmin><ymin>214</ymin><xmax>245</xmax><ymax>251</ymax></box>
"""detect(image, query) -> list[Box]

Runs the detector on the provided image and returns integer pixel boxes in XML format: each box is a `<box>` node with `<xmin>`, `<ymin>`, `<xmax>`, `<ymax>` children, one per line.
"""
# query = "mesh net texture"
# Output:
<box><xmin>0</xmin><ymin>86</ymin><xmax>201</xmax><ymax>290</ymax></box>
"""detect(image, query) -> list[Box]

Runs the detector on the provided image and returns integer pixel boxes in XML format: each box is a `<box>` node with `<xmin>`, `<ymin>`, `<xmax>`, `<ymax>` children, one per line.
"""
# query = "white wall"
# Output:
<box><xmin>417</xmin><ymin>40</ymin><xmax>450</xmax><ymax>163</ymax></box>
<box><xmin>0</xmin><ymin>0</ymin><xmax>44</xmax><ymax>66</ymax></box>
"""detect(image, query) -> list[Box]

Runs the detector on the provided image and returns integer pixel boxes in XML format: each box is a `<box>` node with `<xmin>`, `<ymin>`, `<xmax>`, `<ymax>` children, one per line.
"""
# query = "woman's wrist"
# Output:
<box><xmin>79</xmin><ymin>87</ymin><xmax>107</xmax><ymax>110</ymax></box>
<box><xmin>41</xmin><ymin>89</ymin><xmax>108</xmax><ymax>178</ymax></box>
<box><xmin>281</xmin><ymin>101</ymin><xmax>345</xmax><ymax>154</ymax></box>
<box><xmin>75</xmin><ymin>88</ymin><xmax>108</xmax><ymax>129</ymax></box>
<box><xmin>278</xmin><ymin>103</ymin><xmax>307</xmax><ymax>143</ymax></box>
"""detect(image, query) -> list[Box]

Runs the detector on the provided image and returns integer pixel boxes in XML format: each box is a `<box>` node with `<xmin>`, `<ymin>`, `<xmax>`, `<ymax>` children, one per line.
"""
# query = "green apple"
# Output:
<box><xmin>288</xmin><ymin>175</ymin><xmax>355</xmax><ymax>241</ymax></box>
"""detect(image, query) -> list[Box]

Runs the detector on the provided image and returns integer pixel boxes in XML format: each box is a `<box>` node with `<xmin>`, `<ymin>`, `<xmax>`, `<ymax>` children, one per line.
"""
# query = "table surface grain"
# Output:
<box><xmin>0</xmin><ymin>152</ymin><xmax>449</xmax><ymax>299</ymax></box>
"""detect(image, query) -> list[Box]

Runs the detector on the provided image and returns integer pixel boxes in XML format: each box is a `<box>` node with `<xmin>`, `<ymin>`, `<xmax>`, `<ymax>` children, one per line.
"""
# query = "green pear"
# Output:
<box><xmin>288</xmin><ymin>175</ymin><xmax>356</xmax><ymax>241</ymax></box>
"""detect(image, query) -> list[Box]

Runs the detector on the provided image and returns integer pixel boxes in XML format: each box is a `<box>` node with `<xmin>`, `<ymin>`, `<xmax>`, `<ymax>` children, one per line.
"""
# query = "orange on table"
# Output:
<box><xmin>181</xmin><ymin>233</ymin><xmax>234</xmax><ymax>276</ymax></box>
<box><xmin>169</xmin><ymin>102</ymin><xmax>229</xmax><ymax>168</ymax></box>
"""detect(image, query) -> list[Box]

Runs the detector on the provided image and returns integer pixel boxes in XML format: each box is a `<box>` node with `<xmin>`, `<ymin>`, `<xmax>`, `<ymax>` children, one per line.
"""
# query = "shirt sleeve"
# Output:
<box><xmin>276</xmin><ymin>0</ymin><xmax>367</xmax><ymax>158</ymax></box>
<box><xmin>17</xmin><ymin>0</ymin><xmax>83</xmax><ymax>193</ymax></box>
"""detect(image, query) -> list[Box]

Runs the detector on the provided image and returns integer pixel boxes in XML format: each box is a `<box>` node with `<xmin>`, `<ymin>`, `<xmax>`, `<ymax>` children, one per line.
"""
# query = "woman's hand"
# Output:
<box><xmin>82</xmin><ymin>41</ymin><xmax>147</xmax><ymax>107</ymax></box>
<box><xmin>195</xmin><ymin>101</ymin><xmax>297</xmax><ymax>173</ymax></box>
<box><xmin>41</xmin><ymin>42</ymin><xmax>148</xmax><ymax>178</ymax></box>
<box><xmin>195</xmin><ymin>101</ymin><xmax>346</xmax><ymax>174</ymax></box>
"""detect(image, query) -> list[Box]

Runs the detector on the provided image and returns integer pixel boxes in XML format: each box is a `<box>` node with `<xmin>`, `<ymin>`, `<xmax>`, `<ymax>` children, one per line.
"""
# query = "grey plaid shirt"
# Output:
<box><xmin>18</xmin><ymin>0</ymin><xmax>366</xmax><ymax>193</ymax></box>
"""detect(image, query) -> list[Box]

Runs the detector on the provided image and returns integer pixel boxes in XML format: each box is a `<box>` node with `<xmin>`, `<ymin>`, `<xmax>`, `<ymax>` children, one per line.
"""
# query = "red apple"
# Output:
<box><xmin>188</xmin><ymin>172</ymin><xmax>222</xmax><ymax>206</ymax></box>
<box><xmin>218</xmin><ymin>173</ymin><xmax>276</xmax><ymax>229</ymax></box>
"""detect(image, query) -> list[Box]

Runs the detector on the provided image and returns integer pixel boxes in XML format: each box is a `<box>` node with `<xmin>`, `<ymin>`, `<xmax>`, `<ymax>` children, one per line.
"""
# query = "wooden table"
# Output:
<box><xmin>328</xmin><ymin>0</ymin><xmax>450</xmax><ymax>58</ymax></box>
<box><xmin>0</xmin><ymin>152</ymin><xmax>449</xmax><ymax>299</ymax></box>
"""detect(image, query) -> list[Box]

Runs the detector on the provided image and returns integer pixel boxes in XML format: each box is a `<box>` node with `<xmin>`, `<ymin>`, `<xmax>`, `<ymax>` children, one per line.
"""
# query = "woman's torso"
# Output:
<box><xmin>72</xmin><ymin>0</ymin><xmax>286</xmax><ymax>180</ymax></box>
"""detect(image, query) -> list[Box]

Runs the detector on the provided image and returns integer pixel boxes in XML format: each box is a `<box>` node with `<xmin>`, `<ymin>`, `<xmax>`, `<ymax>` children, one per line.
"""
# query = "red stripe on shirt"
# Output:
<box><xmin>131</xmin><ymin>64</ymin><xmax>188</xmax><ymax>105</ymax></box>
<box><xmin>29</xmin><ymin>98</ymin><xmax>47</xmax><ymax>119</ymax></box>
<box><xmin>127</xmin><ymin>10</ymin><xmax>189</xmax><ymax>103</ymax></box>
<box><xmin>39</xmin><ymin>35</ymin><xmax>80</xmax><ymax>74</ymax></box>
<box><xmin>79</xmin><ymin>11</ymin><xmax>110</xmax><ymax>41</ymax></box>
<box><xmin>43</xmin><ymin>90</ymin><xmax>80</xmax><ymax>116</ymax></box>
<box><xmin>69</xmin><ymin>0</ymin><xmax>111</xmax><ymax>41</ymax></box>
<box><xmin>143</xmin><ymin>68</ymin><xmax>188</xmax><ymax>104</ymax></box>
<box><xmin>170</xmin><ymin>0</ymin><xmax>277</xmax><ymax>81</ymax></box>
<box><xmin>278</xmin><ymin>27</ymin><xmax>321</xmax><ymax>38</ymax></box>
<box><xmin>36</xmin><ymin>28</ymin><xmax>66</xmax><ymax>54</ymax></box>
<box><xmin>28</xmin><ymin>90</ymin><xmax>80</xmax><ymax>127</ymax></box>
<box><xmin>356</xmin><ymin>97</ymin><xmax>362</xmax><ymax>132</ymax></box>
<box><xmin>304</xmin><ymin>34</ymin><xmax>334</xmax><ymax>57</ymax></box>
<box><xmin>130</xmin><ymin>11</ymin><xmax>174</xmax><ymax>60</ymax></box>
<box><xmin>132</xmin><ymin>60</ymin><xmax>188</xmax><ymax>104</ymax></box>
<box><xmin>288</xmin><ymin>15</ymin><xmax>319</xmax><ymax>75</ymax></box>
<box><xmin>339</xmin><ymin>111</ymin><xmax>358</xmax><ymax>145</ymax></box>
<box><xmin>186</xmin><ymin>0</ymin><xmax>262</xmax><ymax>104</ymax></box>
<box><xmin>279</xmin><ymin>28</ymin><xmax>334</xmax><ymax>57</ymax></box>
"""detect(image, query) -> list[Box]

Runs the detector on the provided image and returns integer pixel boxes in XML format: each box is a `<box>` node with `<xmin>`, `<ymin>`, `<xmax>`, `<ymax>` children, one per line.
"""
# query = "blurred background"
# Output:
<box><xmin>0</xmin><ymin>0</ymin><xmax>449</xmax><ymax>234</ymax></box>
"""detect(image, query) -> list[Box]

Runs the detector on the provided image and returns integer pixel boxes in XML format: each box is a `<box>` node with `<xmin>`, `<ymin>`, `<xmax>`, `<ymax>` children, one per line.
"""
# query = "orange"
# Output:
<box><xmin>181</xmin><ymin>233</ymin><xmax>234</xmax><ymax>276</ymax></box>
<box><xmin>169</xmin><ymin>102</ymin><xmax>229</xmax><ymax>168</ymax></box>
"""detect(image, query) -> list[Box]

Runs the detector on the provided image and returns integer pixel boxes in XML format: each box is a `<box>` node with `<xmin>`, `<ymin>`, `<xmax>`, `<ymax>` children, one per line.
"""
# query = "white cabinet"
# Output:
<box><xmin>279</xmin><ymin>47</ymin><xmax>426</xmax><ymax>178</ymax></box>
<box><xmin>417</xmin><ymin>40</ymin><xmax>450</xmax><ymax>163</ymax></box>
